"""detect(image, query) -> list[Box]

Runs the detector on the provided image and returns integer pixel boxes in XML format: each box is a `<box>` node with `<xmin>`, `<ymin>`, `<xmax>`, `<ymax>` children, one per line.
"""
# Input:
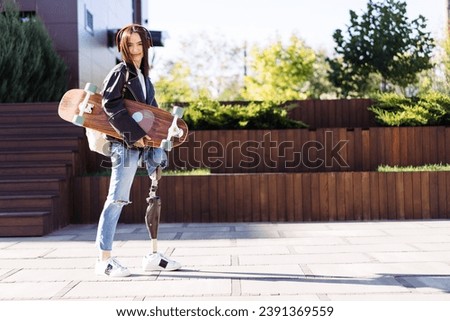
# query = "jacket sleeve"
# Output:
<box><xmin>101</xmin><ymin>65</ymin><xmax>146</xmax><ymax>147</ymax></box>
<box><xmin>146</xmin><ymin>77</ymin><xmax>159</xmax><ymax>108</ymax></box>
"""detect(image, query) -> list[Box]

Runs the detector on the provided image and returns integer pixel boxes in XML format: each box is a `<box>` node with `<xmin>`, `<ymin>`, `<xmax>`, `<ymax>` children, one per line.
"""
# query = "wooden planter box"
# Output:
<box><xmin>73</xmin><ymin>171</ymin><xmax>450</xmax><ymax>224</ymax></box>
<box><xmin>166</xmin><ymin>127</ymin><xmax>450</xmax><ymax>173</ymax></box>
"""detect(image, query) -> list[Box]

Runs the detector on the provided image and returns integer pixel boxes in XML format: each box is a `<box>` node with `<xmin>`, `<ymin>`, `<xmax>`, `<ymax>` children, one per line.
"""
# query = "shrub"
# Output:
<box><xmin>368</xmin><ymin>91</ymin><xmax>450</xmax><ymax>126</ymax></box>
<box><xmin>0</xmin><ymin>0</ymin><xmax>68</xmax><ymax>102</ymax></box>
<box><xmin>183</xmin><ymin>96</ymin><xmax>308</xmax><ymax>130</ymax></box>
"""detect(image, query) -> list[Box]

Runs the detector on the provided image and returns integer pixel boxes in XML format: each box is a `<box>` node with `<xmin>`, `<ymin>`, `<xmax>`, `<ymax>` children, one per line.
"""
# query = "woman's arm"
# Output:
<box><xmin>102</xmin><ymin>64</ymin><xmax>146</xmax><ymax>147</ymax></box>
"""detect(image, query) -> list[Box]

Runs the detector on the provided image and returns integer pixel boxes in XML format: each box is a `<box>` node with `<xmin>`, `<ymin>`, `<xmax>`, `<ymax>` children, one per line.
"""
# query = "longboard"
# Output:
<box><xmin>58</xmin><ymin>83</ymin><xmax>188</xmax><ymax>150</ymax></box>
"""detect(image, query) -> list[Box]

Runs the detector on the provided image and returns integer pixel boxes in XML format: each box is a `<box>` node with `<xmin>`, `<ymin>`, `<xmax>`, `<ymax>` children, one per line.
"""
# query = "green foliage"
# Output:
<box><xmin>163</xmin><ymin>168</ymin><xmax>211</xmax><ymax>176</ymax></box>
<box><xmin>424</xmin><ymin>37</ymin><xmax>450</xmax><ymax>95</ymax></box>
<box><xmin>154</xmin><ymin>61</ymin><xmax>194</xmax><ymax>108</ymax></box>
<box><xmin>183</xmin><ymin>96</ymin><xmax>308</xmax><ymax>130</ymax></box>
<box><xmin>328</xmin><ymin>0</ymin><xmax>435</xmax><ymax>97</ymax></box>
<box><xmin>307</xmin><ymin>51</ymin><xmax>338</xmax><ymax>99</ymax></box>
<box><xmin>243</xmin><ymin>35</ymin><xmax>317</xmax><ymax>101</ymax></box>
<box><xmin>86</xmin><ymin>168</ymin><xmax>211</xmax><ymax>177</ymax></box>
<box><xmin>154</xmin><ymin>31</ymin><xmax>245</xmax><ymax>101</ymax></box>
<box><xmin>154</xmin><ymin>32</ymin><xmax>337</xmax><ymax>101</ymax></box>
<box><xmin>444</xmin><ymin>37</ymin><xmax>450</xmax><ymax>85</ymax></box>
<box><xmin>0</xmin><ymin>0</ymin><xmax>68</xmax><ymax>102</ymax></box>
<box><xmin>369</xmin><ymin>91</ymin><xmax>450</xmax><ymax>126</ymax></box>
<box><xmin>378</xmin><ymin>163</ymin><xmax>450</xmax><ymax>172</ymax></box>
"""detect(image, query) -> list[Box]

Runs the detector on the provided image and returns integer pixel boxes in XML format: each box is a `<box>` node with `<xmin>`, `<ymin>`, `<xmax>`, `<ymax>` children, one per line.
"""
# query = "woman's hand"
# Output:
<box><xmin>134</xmin><ymin>135</ymin><xmax>151</xmax><ymax>148</ymax></box>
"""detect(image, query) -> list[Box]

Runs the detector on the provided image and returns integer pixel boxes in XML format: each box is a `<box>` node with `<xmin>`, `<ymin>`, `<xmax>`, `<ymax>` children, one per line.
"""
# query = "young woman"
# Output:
<box><xmin>94</xmin><ymin>24</ymin><xmax>181</xmax><ymax>277</ymax></box>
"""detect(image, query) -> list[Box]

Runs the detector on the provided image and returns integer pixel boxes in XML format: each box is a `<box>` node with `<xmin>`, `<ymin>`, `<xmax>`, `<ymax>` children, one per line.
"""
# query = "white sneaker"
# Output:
<box><xmin>95</xmin><ymin>257</ymin><xmax>131</xmax><ymax>277</ymax></box>
<box><xmin>142</xmin><ymin>252</ymin><xmax>181</xmax><ymax>271</ymax></box>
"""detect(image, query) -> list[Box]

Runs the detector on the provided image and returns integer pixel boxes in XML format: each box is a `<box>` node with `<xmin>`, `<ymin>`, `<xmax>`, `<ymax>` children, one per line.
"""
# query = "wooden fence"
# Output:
<box><xmin>73</xmin><ymin>171</ymin><xmax>450</xmax><ymax>224</ymax></box>
<box><xmin>165</xmin><ymin>126</ymin><xmax>450</xmax><ymax>173</ymax></box>
<box><xmin>85</xmin><ymin>98</ymin><xmax>380</xmax><ymax>173</ymax></box>
<box><xmin>287</xmin><ymin>98</ymin><xmax>376</xmax><ymax>128</ymax></box>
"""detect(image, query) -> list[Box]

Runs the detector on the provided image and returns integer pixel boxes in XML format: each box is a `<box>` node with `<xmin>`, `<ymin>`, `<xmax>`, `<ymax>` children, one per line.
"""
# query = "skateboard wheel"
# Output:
<box><xmin>160</xmin><ymin>139</ymin><xmax>172</xmax><ymax>151</ymax></box>
<box><xmin>84</xmin><ymin>83</ymin><xmax>97</xmax><ymax>94</ymax></box>
<box><xmin>172</xmin><ymin>106</ymin><xmax>184</xmax><ymax>118</ymax></box>
<box><xmin>72</xmin><ymin>115</ymin><xmax>85</xmax><ymax>126</ymax></box>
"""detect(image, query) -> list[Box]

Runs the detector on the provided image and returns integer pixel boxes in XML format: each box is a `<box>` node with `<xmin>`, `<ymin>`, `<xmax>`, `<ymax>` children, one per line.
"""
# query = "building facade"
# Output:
<box><xmin>15</xmin><ymin>0</ymin><xmax>150</xmax><ymax>89</ymax></box>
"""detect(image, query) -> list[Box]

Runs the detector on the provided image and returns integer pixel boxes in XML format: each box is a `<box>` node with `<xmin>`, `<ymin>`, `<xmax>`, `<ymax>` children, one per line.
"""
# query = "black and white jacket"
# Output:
<box><xmin>101</xmin><ymin>61</ymin><xmax>158</xmax><ymax>147</ymax></box>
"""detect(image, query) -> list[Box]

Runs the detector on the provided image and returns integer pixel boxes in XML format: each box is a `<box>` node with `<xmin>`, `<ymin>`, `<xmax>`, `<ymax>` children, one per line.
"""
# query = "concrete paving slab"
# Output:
<box><xmin>173</xmin><ymin>245</ymin><xmax>290</xmax><ymax>256</ymax></box>
<box><xmin>0</xmin><ymin>281</ymin><xmax>70</xmax><ymax>299</ymax></box>
<box><xmin>402</xmin><ymin>276</ymin><xmax>450</xmax><ymax>293</ymax></box>
<box><xmin>326</xmin><ymin>221</ymin><xmax>426</xmax><ymax>230</ymax></box>
<box><xmin>411</xmin><ymin>243</ymin><xmax>450</xmax><ymax>251</ymax></box>
<box><xmin>2</xmin><ymin>268</ymin><xmax>100</xmax><ymax>282</ymax></box>
<box><xmin>0</xmin><ymin>257</ymin><xmax>95</xmax><ymax>269</ymax></box>
<box><xmin>121</xmin><ymin>238</ymin><xmax>236</xmax><ymax>248</ymax></box>
<box><xmin>234</xmin><ymin>223</ymin><xmax>332</xmax><ymax>231</ymax></box>
<box><xmin>5</xmin><ymin>241</ymin><xmax>94</xmax><ymax>249</ymax></box>
<box><xmin>0</xmin><ymin>241</ymin><xmax>18</xmax><ymax>249</ymax></box>
<box><xmin>64</xmin><ymin>279</ymin><xmax>232</xmax><ymax>299</ymax></box>
<box><xmin>240</xmin><ymin>276</ymin><xmax>408</xmax><ymax>296</ymax></box>
<box><xmin>369</xmin><ymin>251</ymin><xmax>450</xmax><ymax>263</ymax></box>
<box><xmin>0</xmin><ymin>220</ymin><xmax>449</xmax><ymax>301</ymax></box>
<box><xmin>281</xmin><ymin>229</ymin><xmax>389</xmax><ymax>237</ymax></box>
<box><xmin>235</xmin><ymin>236</ymin><xmax>347</xmax><ymax>246</ymax></box>
<box><xmin>180</xmin><ymin>230</ymin><xmax>281</xmax><ymax>240</ymax></box>
<box><xmin>142</xmin><ymin>294</ymin><xmax>320</xmax><ymax>301</ymax></box>
<box><xmin>346</xmin><ymin>235</ymin><xmax>450</xmax><ymax>245</ymax></box>
<box><xmin>111</xmin><ymin>232</ymin><xmax>178</xmax><ymax>241</ymax></box>
<box><xmin>307</xmin><ymin>262</ymin><xmax>450</xmax><ymax>278</ymax></box>
<box><xmin>293</xmin><ymin>243</ymin><xmax>416</xmax><ymax>254</ymax></box>
<box><xmin>328</xmin><ymin>292</ymin><xmax>450</xmax><ymax>300</ymax></box>
<box><xmin>382</xmin><ymin>227</ymin><xmax>450</xmax><ymax>236</ymax></box>
<box><xmin>176</xmin><ymin>255</ymin><xmax>232</xmax><ymax>267</ymax></box>
<box><xmin>0</xmin><ymin>235</ymin><xmax>77</xmax><ymax>242</ymax></box>
<box><xmin>153</xmin><ymin>264</ymin><xmax>305</xmax><ymax>281</ymax></box>
<box><xmin>0</xmin><ymin>248</ymin><xmax>54</xmax><ymax>259</ymax></box>
<box><xmin>238</xmin><ymin>252</ymin><xmax>373</xmax><ymax>265</ymax></box>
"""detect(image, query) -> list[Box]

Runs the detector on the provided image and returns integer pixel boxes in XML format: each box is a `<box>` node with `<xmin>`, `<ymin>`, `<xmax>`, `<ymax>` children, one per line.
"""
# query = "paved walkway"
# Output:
<box><xmin>1</xmin><ymin>220</ymin><xmax>450</xmax><ymax>301</ymax></box>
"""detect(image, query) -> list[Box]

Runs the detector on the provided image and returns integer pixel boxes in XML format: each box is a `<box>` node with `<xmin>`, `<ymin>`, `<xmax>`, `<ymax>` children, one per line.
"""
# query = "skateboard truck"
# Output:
<box><xmin>160</xmin><ymin>106</ymin><xmax>184</xmax><ymax>151</ymax></box>
<box><xmin>72</xmin><ymin>83</ymin><xmax>98</xmax><ymax>126</ymax></box>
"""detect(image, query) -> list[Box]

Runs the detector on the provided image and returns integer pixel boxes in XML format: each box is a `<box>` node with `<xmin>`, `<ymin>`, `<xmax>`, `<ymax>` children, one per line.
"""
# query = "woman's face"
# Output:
<box><xmin>127</xmin><ymin>32</ymin><xmax>143</xmax><ymax>67</ymax></box>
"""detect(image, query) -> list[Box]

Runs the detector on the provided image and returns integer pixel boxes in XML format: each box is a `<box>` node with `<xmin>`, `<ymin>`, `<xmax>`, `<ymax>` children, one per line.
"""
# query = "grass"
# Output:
<box><xmin>162</xmin><ymin>168</ymin><xmax>211</xmax><ymax>176</ymax></box>
<box><xmin>88</xmin><ymin>168</ymin><xmax>211</xmax><ymax>177</ymax></box>
<box><xmin>377</xmin><ymin>163</ymin><xmax>450</xmax><ymax>172</ymax></box>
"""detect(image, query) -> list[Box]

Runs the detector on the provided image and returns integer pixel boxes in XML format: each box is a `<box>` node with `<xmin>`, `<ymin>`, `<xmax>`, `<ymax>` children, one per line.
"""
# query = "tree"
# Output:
<box><xmin>242</xmin><ymin>35</ymin><xmax>316</xmax><ymax>101</ymax></box>
<box><xmin>153</xmin><ymin>31</ymin><xmax>245</xmax><ymax>101</ymax></box>
<box><xmin>307</xmin><ymin>50</ymin><xmax>338</xmax><ymax>99</ymax></box>
<box><xmin>153</xmin><ymin>61</ymin><xmax>194</xmax><ymax>106</ymax></box>
<box><xmin>412</xmin><ymin>38</ymin><xmax>450</xmax><ymax>96</ymax></box>
<box><xmin>328</xmin><ymin>0</ymin><xmax>435</xmax><ymax>97</ymax></box>
<box><xmin>0</xmin><ymin>0</ymin><xmax>68</xmax><ymax>102</ymax></box>
<box><xmin>435</xmin><ymin>37</ymin><xmax>450</xmax><ymax>94</ymax></box>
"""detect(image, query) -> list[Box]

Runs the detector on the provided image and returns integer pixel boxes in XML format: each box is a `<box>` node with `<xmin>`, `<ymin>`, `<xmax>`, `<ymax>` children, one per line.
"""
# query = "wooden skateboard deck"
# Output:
<box><xmin>58</xmin><ymin>86</ymin><xmax>188</xmax><ymax>149</ymax></box>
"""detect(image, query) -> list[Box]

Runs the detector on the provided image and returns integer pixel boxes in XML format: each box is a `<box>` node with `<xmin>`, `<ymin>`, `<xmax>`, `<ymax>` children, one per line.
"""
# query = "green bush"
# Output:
<box><xmin>0</xmin><ymin>0</ymin><xmax>68</xmax><ymax>102</ymax></box>
<box><xmin>183</xmin><ymin>97</ymin><xmax>308</xmax><ymax>130</ymax></box>
<box><xmin>368</xmin><ymin>91</ymin><xmax>450</xmax><ymax>126</ymax></box>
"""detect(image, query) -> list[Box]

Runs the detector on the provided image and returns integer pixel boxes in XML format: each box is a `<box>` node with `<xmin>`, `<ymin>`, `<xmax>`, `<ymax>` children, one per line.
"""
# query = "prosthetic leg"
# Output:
<box><xmin>145</xmin><ymin>166</ymin><xmax>162</xmax><ymax>254</ymax></box>
<box><xmin>142</xmin><ymin>166</ymin><xmax>181</xmax><ymax>271</ymax></box>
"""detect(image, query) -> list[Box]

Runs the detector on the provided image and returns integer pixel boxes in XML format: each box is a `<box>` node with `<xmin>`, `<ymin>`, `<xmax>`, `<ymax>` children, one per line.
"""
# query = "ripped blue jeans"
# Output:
<box><xmin>95</xmin><ymin>142</ymin><xmax>167</xmax><ymax>251</ymax></box>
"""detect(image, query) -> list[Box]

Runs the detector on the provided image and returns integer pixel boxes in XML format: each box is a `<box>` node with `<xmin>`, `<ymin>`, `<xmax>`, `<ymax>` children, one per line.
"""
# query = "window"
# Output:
<box><xmin>85</xmin><ymin>7</ymin><xmax>94</xmax><ymax>35</ymax></box>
